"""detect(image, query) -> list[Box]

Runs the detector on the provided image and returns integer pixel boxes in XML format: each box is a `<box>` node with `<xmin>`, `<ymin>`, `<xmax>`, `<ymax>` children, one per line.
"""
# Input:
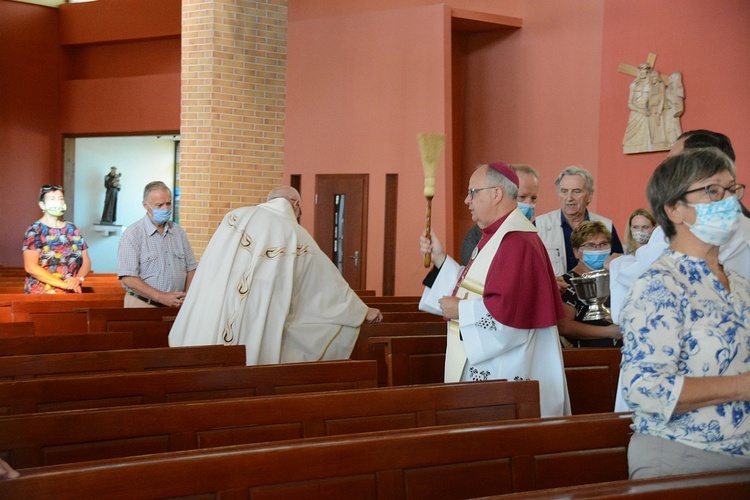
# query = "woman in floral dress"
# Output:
<box><xmin>22</xmin><ymin>185</ymin><xmax>91</xmax><ymax>293</ymax></box>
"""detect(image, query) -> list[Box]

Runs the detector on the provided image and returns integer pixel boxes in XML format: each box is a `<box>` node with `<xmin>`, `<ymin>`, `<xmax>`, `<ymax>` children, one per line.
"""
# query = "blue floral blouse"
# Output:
<box><xmin>619</xmin><ymin>249</ymin><xmax>750</xmax><ymax>457</ymax></box>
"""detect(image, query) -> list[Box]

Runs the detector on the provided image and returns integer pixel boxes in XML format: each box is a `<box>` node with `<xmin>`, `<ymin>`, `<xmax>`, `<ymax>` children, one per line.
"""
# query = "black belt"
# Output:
<box><xmin>128</xmin><ymin>291</ymin><xmax>167</xmax><ymax>307</ymax></box>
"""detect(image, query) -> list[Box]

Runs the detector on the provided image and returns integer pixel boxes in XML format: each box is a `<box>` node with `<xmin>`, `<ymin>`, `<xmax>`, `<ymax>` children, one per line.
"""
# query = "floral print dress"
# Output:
<box><xmin>22</xmin><ymin>221</ymin><xmax>88</xmax><ymax>294</ymax></box>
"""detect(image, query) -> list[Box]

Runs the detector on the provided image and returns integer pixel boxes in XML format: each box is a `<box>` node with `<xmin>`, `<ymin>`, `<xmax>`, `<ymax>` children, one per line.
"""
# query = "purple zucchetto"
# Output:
<box><xmin>488</xmin><ymin>162</ymin><xmax>519</xmax><ymax>188</ymax></box>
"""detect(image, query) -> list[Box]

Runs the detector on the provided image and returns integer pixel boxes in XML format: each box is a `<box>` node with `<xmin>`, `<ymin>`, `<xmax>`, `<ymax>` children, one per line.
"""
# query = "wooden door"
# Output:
<box><xmin>314</xmin><ymin>174</ymin><xmax>368</xmax><ymax>290</ymax></box>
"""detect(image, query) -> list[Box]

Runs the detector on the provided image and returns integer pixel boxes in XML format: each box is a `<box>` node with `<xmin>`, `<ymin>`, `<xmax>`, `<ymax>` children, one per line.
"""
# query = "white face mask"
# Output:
<box><xmin>631</xmin><ymin>230</ymin><xmax>652</xmax><ymax>244</ymax></box>
<box><xmin>43</xmin><ymin>201</ymin><xmax>67</xmax><ymax>217</ymax></box>
<box><xmin>684</xmin><ymin>196</ymin><xmax>742</xmax><ymax>246</ymax></box>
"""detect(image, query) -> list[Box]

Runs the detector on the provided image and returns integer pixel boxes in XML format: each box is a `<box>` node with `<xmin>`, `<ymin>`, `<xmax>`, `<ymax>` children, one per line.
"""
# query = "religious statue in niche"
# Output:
<box><xmin>619</xmin><ymin>53</ymin><xmax>684</xmax><ymax>154</ymax></box>
<box><xmin>100</xmin><ymin>166</ymin><xmax>122</xmax><ymax>224</ymax></box>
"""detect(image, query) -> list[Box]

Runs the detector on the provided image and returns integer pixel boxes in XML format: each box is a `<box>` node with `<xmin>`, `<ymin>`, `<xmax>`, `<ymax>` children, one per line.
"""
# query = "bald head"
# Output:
<box><xmin>268</xmin><ymin>186</ymin><xmax>302</xmax><ymax>220</ymax></box>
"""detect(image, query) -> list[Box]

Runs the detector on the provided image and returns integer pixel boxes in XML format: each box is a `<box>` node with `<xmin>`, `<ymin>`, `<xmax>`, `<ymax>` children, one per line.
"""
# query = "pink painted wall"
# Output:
<box><xmin>458</xmin><ymin>0</ymin><xmax>605</xmax><ymax>239</ymax></box>
<box><xmin>597</xmin><ymin>0</ymin><xmax>750</xmax><ymax>232</ymax></box>
<box><xmin>286</xmin><ymin>3</ymin><xmax>452</xmax><ymax>295</ymax></box>
<box><xmin>287</xmin><ymin>0</ymin><xmax>750</xmax><ymax>295</ymax></box>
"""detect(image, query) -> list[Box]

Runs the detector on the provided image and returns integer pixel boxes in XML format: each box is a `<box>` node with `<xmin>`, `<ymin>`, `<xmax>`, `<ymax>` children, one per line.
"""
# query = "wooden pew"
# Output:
<box><xmin>353</xmin><ymin>321</ymin><xmax>445</xmax><ymax>385</ymax></box>
<box><xmin>561</xmin><ymin>347</ymin><xmax>621</xmax><ymax>414</ymax></box>
<box><xmin>0</xmin><ymin>360</ymin><xmax>378</xmax><ymax>415</ymax></box>
<box><xmin>367</xmin><ymin>335</ymin><xmax>621</xmax><ymax>415</ymax></box>
<box><xmin>353</xmin><ymin>321</ymin><xmax>445</xmax><ymax>360</ymax></box>
<box><xmin>381</xmin><ymin>311</ymin><xmax>437</xmax><ymax>322</ymax></box>
<box><xmin>0</xmin><ymin>380</ymin><xmax>540</xmax><ymax>468</ymax></box>
<box><xmin>365</xmin><ymin>295</ymin><xmax>421</xmax><ymax>303</ymax></box>
<box><xmin>0</xmin><ymin>331</ymin><xmax>169</xmax><ymax>356</ymax></box>
<box><xmin>0</xmin><ymin>295</ymin><xmax>125</xmax><ymax>330</ymax></box>
<box><xmin>0</xmin><ymin>345</ymin><xmax>246</xmax><ymax>380</ymax></box>
<box><xmin>490</xmin><ymin>469</ymin><xmax>750</xmax><ymax>499</ymax></box>
<box><xmin>84</xmin><ymin>306</ymin><xmax>179</xmax><ymax>332</ymax></box>
<box><xmin>0</xmin><ymin>413</ymin><xmax>633</xmax><ymax>499</ymax></box>
<box><xmin>0</xmin><ymin>322</ymin><xmax>35</xmax><ymax>337</ymax></box>
<box><xmin>367</xmin><ymin>302</ymin><xmax>421</xmax><ymax>312</ymax></box>
<box><xmin>369</xmin><ymin>334</ymin><xmax>446</xmax><ymax>386</ymax></box>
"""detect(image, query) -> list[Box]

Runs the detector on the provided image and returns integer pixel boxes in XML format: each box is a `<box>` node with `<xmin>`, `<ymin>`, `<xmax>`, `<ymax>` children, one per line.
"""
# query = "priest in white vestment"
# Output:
<box><xmin>419</xmin><ymin>163</ymin><xmax>571</xmax><ymax>417</ymax></box>
<box><xmin>169</xmin><ymin>187</ymin><xmax>382</xmax><ymax>365</ymax></box>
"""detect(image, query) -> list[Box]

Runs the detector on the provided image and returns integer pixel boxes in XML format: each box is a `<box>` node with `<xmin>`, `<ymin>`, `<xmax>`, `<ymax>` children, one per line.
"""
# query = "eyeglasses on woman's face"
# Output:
<box><xmin>579</xmin><ymin>241</ymin><xmax>611</xmax><ymax>250</ymax></box>
<box><xmin>682</xmin><ymin>183</ymin><xmax>745</xmax><ymax>202</ymax></box>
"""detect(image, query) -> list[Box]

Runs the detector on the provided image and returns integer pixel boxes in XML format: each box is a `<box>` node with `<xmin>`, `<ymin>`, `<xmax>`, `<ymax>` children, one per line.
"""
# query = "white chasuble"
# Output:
<box><xmin>169</xmin><ymin>198</ymin><xmax>369</xmax><ymax>365</ymax></box>
<box><xmin>420</xmin><ymin>208</ymin><xmax>571</xmax><ymax>417</ymax></box>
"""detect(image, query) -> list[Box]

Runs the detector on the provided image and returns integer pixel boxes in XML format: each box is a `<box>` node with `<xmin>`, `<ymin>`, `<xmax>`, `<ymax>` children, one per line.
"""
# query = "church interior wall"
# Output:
<box><xmin>2</xmin><ymin>0</ymin><xmax>748</xmax><ymax>297</ymax></box>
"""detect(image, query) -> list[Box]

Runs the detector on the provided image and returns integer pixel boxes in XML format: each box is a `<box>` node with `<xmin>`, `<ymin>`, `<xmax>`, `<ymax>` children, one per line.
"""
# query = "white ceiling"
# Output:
<box><xmin>11</xmin><ymin>0</ymin><xmax>95</xmax><ymax>8</ymax></box>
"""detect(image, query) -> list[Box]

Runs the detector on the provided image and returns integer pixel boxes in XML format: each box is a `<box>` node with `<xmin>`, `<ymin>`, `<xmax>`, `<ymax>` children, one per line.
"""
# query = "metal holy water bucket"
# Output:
<box><xmin>569</xmin><ymin>269</ymin><xmax>611</xmax><ymax>321</ymax></box>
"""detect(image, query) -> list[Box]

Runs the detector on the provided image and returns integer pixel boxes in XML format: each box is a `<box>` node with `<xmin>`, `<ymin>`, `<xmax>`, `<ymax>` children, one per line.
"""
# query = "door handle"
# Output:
<box><xmin>349</xmin><ymin>251</ymin><xmax>359</xmax><ymax>269</ymax></box>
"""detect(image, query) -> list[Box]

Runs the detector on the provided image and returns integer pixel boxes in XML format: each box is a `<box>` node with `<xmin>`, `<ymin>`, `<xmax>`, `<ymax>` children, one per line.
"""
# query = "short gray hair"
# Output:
<box><xmin>511</xmin><ymin>163</ymin><xmax>539</xmax><ymax>181</ymax></box>
<box><xmin>647</xmin><ymin>147</ymin><xmax>735</xmax><ymax>239</ymax></box>
<box><xmin>143</xmin><ymin>181</ymin><xmax>171</xmax><ymax>202</ymax></box>
<box><xmin>484</xmin><ymin>164</ymin><xmax>519</xmax><ymax>200</ymax></box>
<box><xmin>555</xmin><ymin>166</ymin><xmax>594</xmax><ymax>194</ymax></box>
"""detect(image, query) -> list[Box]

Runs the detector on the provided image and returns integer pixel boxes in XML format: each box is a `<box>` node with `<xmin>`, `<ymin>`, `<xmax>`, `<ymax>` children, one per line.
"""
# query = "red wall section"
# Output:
<box><xmin>59</xmin><ymin>0</ymin><xmax>181</xmax><ymax>45</ymax></box>
<box><xmin>0</xmin><ymin>1</ymin><xmax>62</xmax><ymax>267</ymax></box>
<box><xmin>61</xmin><ymin>74</ymin><xmax>181</xmax><ymax>135</ymax></box>
<box><xmin>597</xmin><ymin>0</ymin><xmax>750</xmax><ymax>231</ymax></box>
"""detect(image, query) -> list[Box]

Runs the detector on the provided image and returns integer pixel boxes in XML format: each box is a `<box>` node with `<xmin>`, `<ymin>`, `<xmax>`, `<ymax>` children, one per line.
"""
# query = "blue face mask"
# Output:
<box><xmin>581</xmin><ymin>249</ymin><xmax>610</xmax><ymax>270</ymax></box>
<box><xmin>518</xmin><ymin>202</ymin><xmax>535</xmax><ymax>220</ymax></box>
<box><xmin>150</xmin><ymin>207</ymin><xmax>172</xmax><ymax>225</ymax></box>
<box><xmin>685</xmin><ymin>196</ymin><xmax>741</xmax><ymax>246</ymax></box>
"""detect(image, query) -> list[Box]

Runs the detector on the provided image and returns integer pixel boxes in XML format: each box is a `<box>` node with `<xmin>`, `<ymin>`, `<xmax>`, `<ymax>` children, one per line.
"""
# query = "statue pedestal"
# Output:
<box><xmin>92</xmin><ymin>224</ymin><xmax>123</xmax><ymax>237</ymax></box>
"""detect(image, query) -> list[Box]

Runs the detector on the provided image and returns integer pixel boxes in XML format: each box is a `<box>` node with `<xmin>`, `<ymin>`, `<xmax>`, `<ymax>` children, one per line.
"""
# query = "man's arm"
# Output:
<box><xmin>121</xmin><ymin>276</ymin><xmax>186</xmax><ymax>307</ymax></box>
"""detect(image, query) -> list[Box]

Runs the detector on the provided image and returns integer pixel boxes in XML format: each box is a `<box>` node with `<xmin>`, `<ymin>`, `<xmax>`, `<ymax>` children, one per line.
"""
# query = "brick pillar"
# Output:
<box><xmin>181</xmin><ymin>0</ymin><xmax>287</xmax><ymax>255</ymax></box>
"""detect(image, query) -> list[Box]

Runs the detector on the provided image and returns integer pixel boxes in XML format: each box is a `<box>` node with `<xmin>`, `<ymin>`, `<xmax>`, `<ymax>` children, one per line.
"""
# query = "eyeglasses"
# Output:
<box><xmin>682</xmin><ymin>183</ymin><xmax>745</xmax><ymax>202</ymax></box>
<box><xmin>467</xmin><ymin>186</ymin><xmax>497</xmax><ymax>200</ymax></box>
<box><xmin>39</xmin><ymin>184</ymin><xmax>63</xmax><ymax>201</ymax></box>
<box><xmin>579</xmin><ymin>242</ymin><xmax>611</xmax><ymax>250</ymax></box>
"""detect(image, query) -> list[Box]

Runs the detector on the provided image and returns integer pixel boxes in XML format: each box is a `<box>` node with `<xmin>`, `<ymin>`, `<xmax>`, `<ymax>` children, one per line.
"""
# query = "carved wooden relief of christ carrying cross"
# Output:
<box><xmin>620</xmin><ymin>53</ymin><xmax>684</xmax><ymax>154</ymax></box>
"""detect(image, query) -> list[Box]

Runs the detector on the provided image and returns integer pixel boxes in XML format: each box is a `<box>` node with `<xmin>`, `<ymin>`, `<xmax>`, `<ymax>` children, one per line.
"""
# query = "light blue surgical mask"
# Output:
<box><xmin>150</xmin><ymin>206</ymin><xmax>172</xmax><ymax>225</ymax></box>
<box><xmin>581</xmin><ymin>249</ymin><xmax>610</xmax><ymax>270</ymax></box>
<box><xmin>518</xmin><ymin>202</ymin><xmax>535</xmax><ymax>220</ymax></box>
<box><xmin>684</xmin><ymin>196</ymin><xmax>741</xmax><ymax>246</ymax></box>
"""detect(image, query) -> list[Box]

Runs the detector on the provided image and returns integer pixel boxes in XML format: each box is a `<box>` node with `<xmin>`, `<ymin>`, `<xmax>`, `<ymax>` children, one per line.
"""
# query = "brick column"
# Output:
<box><xmin>181</xmin><ymin>0</ymin><xmax>287</xmax><ymax>255</ymax></box>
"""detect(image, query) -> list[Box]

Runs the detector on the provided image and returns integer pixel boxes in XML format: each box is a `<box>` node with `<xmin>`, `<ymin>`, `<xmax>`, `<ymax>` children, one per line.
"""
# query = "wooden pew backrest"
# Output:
<box><xmin>0</xmin><ymin>360</ymin><xmax>379</xmax><ymax>415</ymax></box>
<box><xmin>0</xmin><ymin>413</ymin><xmax>633</xmax><ymax>499</ymax></box>
<box><xmin>0</xmin><ymin>380</ymin><xmax>540</xmax><ymax>468</ymax></box>
<box><xmin>0</xmin><ymin>345</ymin><xmax>246</xmax><ymax>380</ymax></box>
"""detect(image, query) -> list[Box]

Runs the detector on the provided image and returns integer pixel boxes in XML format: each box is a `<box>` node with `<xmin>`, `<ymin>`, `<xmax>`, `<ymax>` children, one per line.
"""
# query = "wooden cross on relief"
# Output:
<box><xmin>619</xmin><ymin>52</ymin><xmax>684</xmax><ymax>153</ymax></box>
<box><xmin>619</xmin><ymin>52</ymin><xmax>669</xmax><ymax>84</ymax></box>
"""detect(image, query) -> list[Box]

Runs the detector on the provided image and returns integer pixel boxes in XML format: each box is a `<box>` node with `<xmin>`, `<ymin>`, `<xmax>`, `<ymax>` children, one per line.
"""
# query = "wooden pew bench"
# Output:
<box><xmin>0</xmin><ymin>331</ymin><xmax>169</xmax><ymax>356</ymax></box>
<box><xmin>367</xmin><ymin>335</ymin><xmax>621</xmax><ymax>414</ymax></box>
<box><xmin>0</xmin><ymin>322</ymin><xmax>35</xmax><ymax>337</ymax></box>
<box><xmin>0</xmin><ymin>360</ymin><xmax>378</xmax><ymax>415</ymax></box>
<box><xmin>354</xmin><ymin>321</ymin><xmax>445</xmax><ymax>385</ymax></box>
<box><xmin>84</xmin><ymin>306</ymin><xmax>179</xmax><ymax>332</ymax></box>
<box><xmin>490</xmin><ymin>469</ymin><xmax>750</xmax><ymax>499</ymax></box>
<box><xmin>381</xmin><ymin>311</ymin><xmax>438</xmax><ymax>322</ymax></box>
<box><xmin>0</xmin><ymin>379</ymin><xmax>540</xmax><ymax>468</ymax></box>
<box><xmin>0</xmin><ymin>295</ymin><xmax>125</xmax><ymax>330</ymax></box>
<box><xmin>0</xmin><ymin>345</ymin><xmax>246</xmax><ymax>380</ymax></box>
<box><xmin>353</xmin><ymin>321</ymin><xmax>445</xmax><ymax>361</ymax></box>
<box><xmin>369</xmin><ymin>334</ymin><xmax>446</xmax><ymax>386</ymax></box>
<box><xmin>561</xmin><ymin>347</ymin><xmax>621</xmax><ymax>414</ymax></box>
<box><xmin>0</xmin><ymin>413</ymin><xmax>633</xmax><ymax>499</ymax></box>
<box><xmin>364</xmin><ymin>295</ymin><xmax>421</xmax><ymax>304</ymax></box>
